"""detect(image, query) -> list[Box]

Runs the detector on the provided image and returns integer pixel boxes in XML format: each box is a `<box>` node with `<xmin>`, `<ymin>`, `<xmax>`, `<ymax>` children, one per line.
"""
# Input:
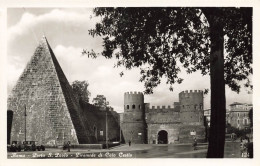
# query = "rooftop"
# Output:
<box><xmin>229</xmin><ymin>102</ymin><xmax>252</xmax><ymax>106</ymax></box>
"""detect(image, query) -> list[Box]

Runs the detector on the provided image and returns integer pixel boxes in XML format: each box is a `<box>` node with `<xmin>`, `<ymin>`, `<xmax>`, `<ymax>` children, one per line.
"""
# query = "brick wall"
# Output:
<box><xmin>147</xmin><ymin>123</ymin><xmax>181</xmax><ymax>144</ymax></box>
<box><xmin>80</xmin><ymin>103</ymin><xmax>120</xmax><ymax>143</ymax></box>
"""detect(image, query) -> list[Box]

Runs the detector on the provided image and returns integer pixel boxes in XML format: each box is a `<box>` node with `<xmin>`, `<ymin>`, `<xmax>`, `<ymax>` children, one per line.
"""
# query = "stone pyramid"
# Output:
<box><xmin>8</xmin><ymin>36</ymin><xmax>95</xmax><ymax>145</ymax></box>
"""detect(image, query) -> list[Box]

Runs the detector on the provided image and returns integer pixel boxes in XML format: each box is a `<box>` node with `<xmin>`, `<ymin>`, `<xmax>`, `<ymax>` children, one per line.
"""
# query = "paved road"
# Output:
<box><xmin>112</xmin><ymin>142</ymin><xmax>242</xmax><ymax>158</ymax></box>
<box><xmin>7</xmin><ymin>142</ymin><xmax>243</xmax><ymax>159</ymax></box>
<box><xmin>113</xmin><ymin>144</ymin><xmax>208</xmax><ymax>158</ymax></box>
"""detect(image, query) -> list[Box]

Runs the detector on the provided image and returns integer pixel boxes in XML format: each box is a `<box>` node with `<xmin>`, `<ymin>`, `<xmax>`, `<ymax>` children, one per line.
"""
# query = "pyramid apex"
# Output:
<box><xmin>39</xmin><ymin>35</ymin><xmax>49</xmax><ymax>44</ymax></box>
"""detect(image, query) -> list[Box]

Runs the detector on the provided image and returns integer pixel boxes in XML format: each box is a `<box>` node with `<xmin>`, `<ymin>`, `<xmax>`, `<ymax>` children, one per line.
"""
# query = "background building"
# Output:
<box><xmin>228</xmin><ymin>102</ymin><xmax>252</xmax><ymax>130</ymax></box>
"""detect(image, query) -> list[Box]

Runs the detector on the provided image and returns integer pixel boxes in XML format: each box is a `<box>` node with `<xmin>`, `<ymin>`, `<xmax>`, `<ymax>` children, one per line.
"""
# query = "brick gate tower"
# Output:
<box><xmin>178</xmin><ymin>90</ymin><xmax>205</xmax><ymax>142</ymax></box>
<box><xmin>121</xmin><ymin>92</ymin><xmax>147</xmax><ymax>144</ymax></box>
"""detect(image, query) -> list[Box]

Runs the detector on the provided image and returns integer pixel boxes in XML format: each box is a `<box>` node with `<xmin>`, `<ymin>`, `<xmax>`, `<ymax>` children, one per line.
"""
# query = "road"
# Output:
<box><xmin>7</xmin><ymin>142</ymin><xmax>244</xmax><ymax>159</ymax></box>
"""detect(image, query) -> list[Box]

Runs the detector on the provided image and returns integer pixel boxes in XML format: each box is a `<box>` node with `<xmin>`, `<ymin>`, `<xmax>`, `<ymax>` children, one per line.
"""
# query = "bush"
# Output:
<box><xmin>226</xmin><ymin>125</ymin><xmax>251</xmax><ymax>138</ymax></box>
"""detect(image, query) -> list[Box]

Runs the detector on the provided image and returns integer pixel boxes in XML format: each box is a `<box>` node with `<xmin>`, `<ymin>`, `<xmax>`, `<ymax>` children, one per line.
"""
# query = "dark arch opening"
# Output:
<box><xmin>157</xmin><ymin>130</ymin><xmax>168</xmax><ymax>144</ymax></box>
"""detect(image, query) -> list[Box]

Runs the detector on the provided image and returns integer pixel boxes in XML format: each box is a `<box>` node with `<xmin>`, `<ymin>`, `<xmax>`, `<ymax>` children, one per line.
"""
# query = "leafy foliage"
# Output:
<box><xmin>222</xmin><ymin>8</ymin><xmax>252</xmax><ymax>92</ymax></box>
<box><xmin>92</xmin><ymin>95</ymin><xmax>109</xmax><ymax>108</ymax></box>
<box><xmin>87</xmin><ymin>7</ymin><xmax>252</xmax><ymax>94</ymax></box>
<box><xmin>87</xmin><ymin>7</ymin><xmax>252</xmax><ymax>158</ymax></box>
<box><xmin>71</xmin><ymin>80</ymin><xmax>91</xmax><ymax>104</ymax></box>
<box><xmin>226</xmin><ymin>124</ymin><xmax>251</xmax><ymax>138</ymax></box>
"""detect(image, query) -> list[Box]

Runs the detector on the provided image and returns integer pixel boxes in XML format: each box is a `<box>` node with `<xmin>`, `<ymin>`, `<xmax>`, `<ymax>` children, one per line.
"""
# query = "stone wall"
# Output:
<box><xmin>147</xmin><ymin>123</ymin><xmax>181</xmax><ymax>144</ymax></box>
<box><xmin>146</xmin><ymin>105</ymin><xmax>180</xmax><ymax>124</ymax></box>
<box><xmin>121</xmin><ymin>122</ymin><xmax>146</xmax><ymax>144</ymax></box>
<box><xmin>179</xmin><ymin>124</ymin><xmax>206</xmax><ymax>143</ymax></box>
<box><xmin>145</xmin><ymin>105</ymin><xmax>181</xmax><ymax>144</ymax></box>
<box><xmin>80</xmin><ymin>103</ymin><xmax>120</xmax><ymax>143</ymax></box>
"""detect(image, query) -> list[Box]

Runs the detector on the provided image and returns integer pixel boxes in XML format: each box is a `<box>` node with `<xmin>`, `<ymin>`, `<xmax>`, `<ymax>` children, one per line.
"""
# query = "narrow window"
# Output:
<box><xmin>132</xmin><ymin>105</ymin><xmax>135</xmax><ymax>109</ymax></box>
<box><xmin>127</xmin><ymin>105</ymin><xmax>129</xmax><ymax>109</ymax></box>
<box><xmin>244</xmin><ymin>119</ymin><xmax>248</xmax><ymax>125</ymax></box>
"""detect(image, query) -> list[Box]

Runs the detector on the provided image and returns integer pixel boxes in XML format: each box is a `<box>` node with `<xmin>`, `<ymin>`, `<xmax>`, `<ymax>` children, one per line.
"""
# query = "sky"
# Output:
<box><xmin>7</xmin><ymin>8</ymin><xmax>252</xmax><ymax>113</ymax></box>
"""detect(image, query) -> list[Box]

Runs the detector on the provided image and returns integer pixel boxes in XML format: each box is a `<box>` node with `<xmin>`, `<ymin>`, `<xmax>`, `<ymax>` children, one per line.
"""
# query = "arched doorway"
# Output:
<box><xmin>157</xmin><ymin>130</ymin><xmax>168</xmax><ymax>144</ymax></box>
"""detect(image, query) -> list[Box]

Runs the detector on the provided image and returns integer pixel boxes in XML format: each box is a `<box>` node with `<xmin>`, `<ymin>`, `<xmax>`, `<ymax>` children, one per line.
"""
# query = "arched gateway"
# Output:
<box><xmin>157</xmin><ymin>130</ymin><xmax>168</xmax><ymax>144</ymax></box>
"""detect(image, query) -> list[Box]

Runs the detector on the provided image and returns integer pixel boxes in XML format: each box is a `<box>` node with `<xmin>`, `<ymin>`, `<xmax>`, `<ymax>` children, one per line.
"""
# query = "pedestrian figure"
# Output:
<box><xmin>63</xmin><ymin>142</ymin><xmax>66</xmax><ymax>150</ymax></box>
<box><xmin>240</xmin><ymin>137</ymin><xmax>249</xmax><ymax>157</ymax></box>
<box><xmin>193</xmin><ymin>137</ymin><xmax>197</xmax><ymax>150</ymax></box>
<box><xmin>67</xmin><ymin>141</ymin><xmax>71</xmax><ymax>152</ymax></box>
<box><xmin>31</xmin><ymin>142</ymin><xmax>36</xmax><ymax>151</ymax></box>
<box><xmin>129</xmin><ymin>140</ymin><xmax>131</xmax><ymax>147</ymax></box>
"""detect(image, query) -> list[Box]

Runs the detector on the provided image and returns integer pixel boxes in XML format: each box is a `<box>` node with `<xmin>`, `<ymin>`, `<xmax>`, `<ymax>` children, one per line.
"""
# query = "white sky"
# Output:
<box><xmin>7</xmin><ymin>8</ymin><xmax>252</xmax><ymax>113</ymax></box>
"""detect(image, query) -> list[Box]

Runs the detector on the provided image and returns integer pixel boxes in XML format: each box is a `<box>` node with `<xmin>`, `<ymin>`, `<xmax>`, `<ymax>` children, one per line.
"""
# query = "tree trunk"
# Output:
<box><xmin>206</xmin><ymin>15</ymin><xmax>226</xmax><ymax>158</ymax></box>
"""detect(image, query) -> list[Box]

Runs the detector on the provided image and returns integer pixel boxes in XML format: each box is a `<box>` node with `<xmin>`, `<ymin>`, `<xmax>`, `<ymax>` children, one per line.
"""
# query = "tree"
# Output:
<box><xmin>86</xmin><ymin>7</ymin><xmax>252</xmax><ymax>158</ymax></box>
<box><xmin>71</xmin><ymin>80</ymin><xmax>91</xmax><ymax>104</ymax></box>
<box><xmin>249</xmin><ymin>108</ymin><xmax>253</xmax><ymax>128</ymax></box>
<box><xmin>92</xmin><ymin>95</ymin><xmax>109</xmax><ymax>108</ymax></box>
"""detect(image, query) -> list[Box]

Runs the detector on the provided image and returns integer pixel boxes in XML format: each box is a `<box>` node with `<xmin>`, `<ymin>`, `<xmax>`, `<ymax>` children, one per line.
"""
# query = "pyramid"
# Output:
<box><xmin>7</xmin><ymin>36</ymin><xmax>95</xmax><ymax>145</ymax></box>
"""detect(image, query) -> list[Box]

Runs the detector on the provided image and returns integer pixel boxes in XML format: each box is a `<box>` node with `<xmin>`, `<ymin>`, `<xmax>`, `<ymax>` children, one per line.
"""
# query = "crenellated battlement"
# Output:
<box><xmin>124</xmin><ymin>91</ymin><xmax>144</xmax><ymax>102</ymax></box>
<box><xmin>150</xmin><ymin>105</ymin><xmax>174</xmax><ymax>109</ymax></box>
<box><xmin>179</xmin><ymin>90</ymin><xmax>203</xmax><ymax>94</ymax></box>
<box><xmin>179</xmin><ymin>90</ymin><xmax>203</xmax><ymax>99</ymax></box>
<box><xmin>124</xmin><ymin>91</ymin><xmax>143</xmax><ymax>95</ymax></box>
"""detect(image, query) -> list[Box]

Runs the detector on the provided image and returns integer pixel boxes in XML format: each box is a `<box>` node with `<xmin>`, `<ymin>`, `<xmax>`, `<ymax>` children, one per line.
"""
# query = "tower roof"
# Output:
<box><xmin>229</xmin><ymin>102</ymin><xmax>244</xmax><ymax>106</ymax></box>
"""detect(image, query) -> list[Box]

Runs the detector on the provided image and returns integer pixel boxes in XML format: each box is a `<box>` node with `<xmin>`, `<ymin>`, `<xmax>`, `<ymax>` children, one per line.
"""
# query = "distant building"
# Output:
<box><xmin>204</xmin><ymin>109</ymin><xmax>211</xmax><ymax>127</ymax></box>
<box><xmin>228</xmin><ymin>102</ymin><xmax>252</xmax><ymax>130</ymax></box>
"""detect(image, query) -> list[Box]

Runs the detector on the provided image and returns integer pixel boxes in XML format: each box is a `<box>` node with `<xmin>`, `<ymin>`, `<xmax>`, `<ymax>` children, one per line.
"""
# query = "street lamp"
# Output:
<box><xmin>106</xmin><ymin>110</ymin><xmax>108</xmax><ymax>149</ymax></box>
<box><xmin>119</xmin><ymin>121</ymin><xmax>121</xmax><ymax>143</ymax></box>
<box><xmin>24</xmin><ymin>105</ymin><xmax>27</xmax><ymax>142</ymax></box>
